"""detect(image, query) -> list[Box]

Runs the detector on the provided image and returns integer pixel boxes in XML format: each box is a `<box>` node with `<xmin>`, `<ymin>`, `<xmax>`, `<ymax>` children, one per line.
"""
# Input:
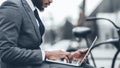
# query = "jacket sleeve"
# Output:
<box><xmin>0</xmin><ymin>5</ymin><xmax>43</xmax><ymax>65</ymax></box>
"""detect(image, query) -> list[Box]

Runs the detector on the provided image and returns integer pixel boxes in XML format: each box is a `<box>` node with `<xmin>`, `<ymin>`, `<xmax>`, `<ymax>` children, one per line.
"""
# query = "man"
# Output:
<box><xmin>0</xmin><ymin>0</ymin><xmax>95</xmax><ymax>68</ymax></box>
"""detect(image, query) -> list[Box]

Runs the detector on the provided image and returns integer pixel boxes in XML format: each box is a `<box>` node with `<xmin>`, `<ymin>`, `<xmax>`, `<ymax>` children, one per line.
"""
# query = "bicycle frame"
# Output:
<box><xmin>86</xmin><ymin>17</ymin><xmax>120</xmax><ymax>68</ymax></box>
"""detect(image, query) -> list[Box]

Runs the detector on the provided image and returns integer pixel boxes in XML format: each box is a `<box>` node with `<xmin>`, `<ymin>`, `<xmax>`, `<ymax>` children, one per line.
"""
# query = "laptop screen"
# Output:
<box><xmin>77</xmin><ymin>36</ymin><xmax>98</xmax><ymax>65</ymax></box>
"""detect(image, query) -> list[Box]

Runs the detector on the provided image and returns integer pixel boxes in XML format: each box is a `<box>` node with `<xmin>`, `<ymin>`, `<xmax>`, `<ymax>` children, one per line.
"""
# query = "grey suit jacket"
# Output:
<box><xmin>0</xmin><ymin>0</ymin><xmax>44</xmax><ymax>68</ymax></box>
<box><xmin>0</xmin><ymin>0</ymin><xmax>95</xmax><ymax>68</ymax></box>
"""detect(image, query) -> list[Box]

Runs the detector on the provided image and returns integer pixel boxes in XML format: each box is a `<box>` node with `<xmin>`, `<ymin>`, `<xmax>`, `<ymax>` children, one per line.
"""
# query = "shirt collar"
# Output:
<box><xmin>26</xmin><ymin>0</ymin><xmax>35</xmax><ymax>11</ymax></box>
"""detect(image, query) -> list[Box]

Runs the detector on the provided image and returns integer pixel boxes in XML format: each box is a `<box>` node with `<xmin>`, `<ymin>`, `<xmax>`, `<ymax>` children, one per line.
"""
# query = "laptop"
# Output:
<box><xmin>46</xmin><ymin>36</ymin><xmax>98</xmax><ymax>67</ymax></box>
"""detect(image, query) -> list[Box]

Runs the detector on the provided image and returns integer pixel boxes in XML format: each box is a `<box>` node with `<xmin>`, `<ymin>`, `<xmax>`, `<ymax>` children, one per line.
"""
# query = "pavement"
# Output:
<box><xmin>89</xmin><ymin>48</ymin><xmax>120</xmax><ymax>68</ymax></box>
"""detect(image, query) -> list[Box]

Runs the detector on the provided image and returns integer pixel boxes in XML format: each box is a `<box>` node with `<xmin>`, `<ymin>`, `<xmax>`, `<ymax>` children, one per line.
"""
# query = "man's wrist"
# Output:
<box><xmin>45</xmin><ymin>51</ymin><xmax>51</xmax><ymax>59</ymax></box>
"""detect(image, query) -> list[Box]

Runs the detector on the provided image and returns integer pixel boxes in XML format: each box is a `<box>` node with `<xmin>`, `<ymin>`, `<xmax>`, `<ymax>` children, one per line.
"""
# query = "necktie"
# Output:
<box><xmin>34</xmin><ymin>9</ymin><xmax>45</xmax><ymax>36</ymax></box>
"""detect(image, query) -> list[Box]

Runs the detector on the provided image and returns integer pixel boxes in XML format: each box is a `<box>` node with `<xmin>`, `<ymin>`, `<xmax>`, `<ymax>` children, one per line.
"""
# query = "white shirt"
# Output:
<box><xmin>26</xmin><ymin>0</ymin><xmax>45</xmax><ymax>61</ymax></box>
<box><xmin>26</xmin><ymin>0</ymin><xmax>40</xmax><ymax>26</ymax></box>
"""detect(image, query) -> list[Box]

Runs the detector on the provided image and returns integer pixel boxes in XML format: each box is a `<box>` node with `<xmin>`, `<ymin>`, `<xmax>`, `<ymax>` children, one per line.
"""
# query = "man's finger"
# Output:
<box><xmin>80</xmin><ymin>48</ymin><xmax>89</xmax><ymax>54</ymax></box>
<box><xmin>64</xmin><ymin>56</ymin><xmax>70</xmax><ymax>63</ymax></box>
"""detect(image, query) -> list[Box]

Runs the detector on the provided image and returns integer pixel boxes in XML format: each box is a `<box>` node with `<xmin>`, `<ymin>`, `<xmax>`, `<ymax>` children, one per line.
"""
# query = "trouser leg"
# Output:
<box><xmin>81</xmin><ymin>63</ymin><xmax>96</xmax><ymax>68</ymax></box>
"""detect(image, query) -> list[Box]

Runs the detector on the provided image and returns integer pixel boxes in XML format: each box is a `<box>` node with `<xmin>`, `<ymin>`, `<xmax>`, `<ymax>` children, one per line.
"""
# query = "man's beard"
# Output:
<box><xmin>31</xmin><ymin>0</ymin><xmax>44</xmax><ymax>11</ymax></box>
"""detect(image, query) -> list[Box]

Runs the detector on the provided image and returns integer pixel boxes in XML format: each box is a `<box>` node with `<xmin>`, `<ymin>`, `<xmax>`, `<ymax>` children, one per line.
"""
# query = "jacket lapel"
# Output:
<box><xmin>21</xmin><ymin>0</ymin><xmax>41</xmax><ymax>43</ymax></box>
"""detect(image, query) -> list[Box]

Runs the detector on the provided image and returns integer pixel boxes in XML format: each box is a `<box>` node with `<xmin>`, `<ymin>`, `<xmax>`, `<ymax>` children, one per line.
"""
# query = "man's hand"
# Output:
<box><xmin>69</xmin><ymin>49</ymin><xmax>88</xmax><ymax>62</ymax></box>
<box><xmin>45</xmin><ymin>50</ymin><xmax>71</xmax><ymax>62</ymax></box>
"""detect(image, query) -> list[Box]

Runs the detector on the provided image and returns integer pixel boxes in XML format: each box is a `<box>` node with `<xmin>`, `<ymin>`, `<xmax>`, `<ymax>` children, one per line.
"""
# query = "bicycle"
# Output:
<box><xmin>86</xmin><ymin>17</ymin><xmax>120</xmax><ymax>68</ymax></box>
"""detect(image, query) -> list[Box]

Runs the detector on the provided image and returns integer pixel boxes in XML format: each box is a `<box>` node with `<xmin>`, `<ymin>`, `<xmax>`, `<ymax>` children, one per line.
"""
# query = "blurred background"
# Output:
<box><xmin>0</xmin><ymin>0</ymin><xmax>120</xmax><ymax>68</ymax></box>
